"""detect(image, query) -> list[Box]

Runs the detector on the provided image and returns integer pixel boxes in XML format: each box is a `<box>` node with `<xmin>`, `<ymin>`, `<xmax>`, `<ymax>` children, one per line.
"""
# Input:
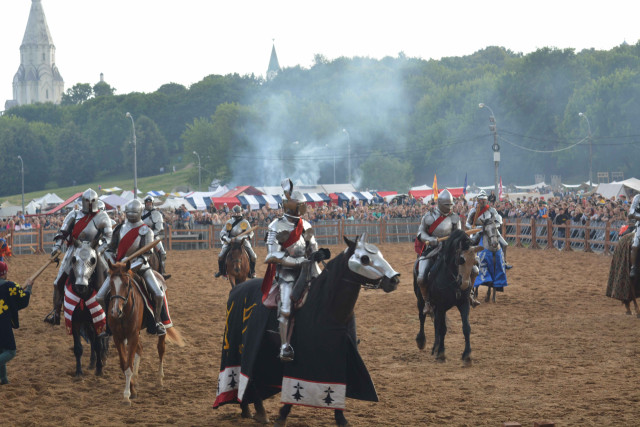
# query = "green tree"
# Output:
<box><xmin>93</xmin><ymin>81</ymin><xmax>116</xmax><ymax>97</ymax></box>
<box><xmin>52</xmin><ymin>122</ymin><xmax>95</xmax><ymax>186</ymax></box>
<box><xmin>121</xmin><ymin>115</ymin><xmax>169</xmax><ymax>177</ymax></box>
<box><xmin>61</xmin><ymin>83</ymin><xmax>93</xmax><ymax>105</ymax></box>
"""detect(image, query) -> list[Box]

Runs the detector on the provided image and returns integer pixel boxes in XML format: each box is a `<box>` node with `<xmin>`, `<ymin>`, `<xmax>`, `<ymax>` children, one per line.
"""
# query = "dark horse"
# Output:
<box><xmin>67</xmin><ymin>238</ymin><xmax>109</xmax><ymax>377</ymax></box>
<box><xmin>226</xmin><ymin>240</ymin><xmax>250</xmax><ymax>288</ymax></box>
<box><xmin>213</xmin><ymin>234</ymin><xmax>400</xmax><ymax>426</ymax></box>
<box><xmin>106</xmin><ymin>260</ymin><xmax>184</xmax><ymax>405</ymax></box>
<box><xmin>414</xmin><ymin>229</ymin><xmax>482</xmax><ymax>364</ymax></box>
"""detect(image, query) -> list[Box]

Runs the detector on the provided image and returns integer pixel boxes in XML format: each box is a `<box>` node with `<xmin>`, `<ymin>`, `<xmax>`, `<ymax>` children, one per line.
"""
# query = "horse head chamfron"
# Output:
<box><xmin>71</xmin><ymin>241</ymin><xmax>98</xmax><ymax>287</ymax></box>
<box><xmin>343</xmin><ymin>233</ymin><xmax>400</xmax><ymax>293</ymax></box>
<box><xmin>481</xmin><ymin>219</ymin><xmax>500</xmax><ymax>252</ymax></box>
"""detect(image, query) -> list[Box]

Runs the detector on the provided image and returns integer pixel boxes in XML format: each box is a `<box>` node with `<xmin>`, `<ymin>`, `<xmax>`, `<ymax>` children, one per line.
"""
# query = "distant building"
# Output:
<box><xmin>5</xmin><ymin>0</ymin><xmax>64</xmax><ymax>110</ymax></box>
<box><xmin>266</xmin><ymin>40</ymin><xmax>281</xmax><ymax>81</ymax></box>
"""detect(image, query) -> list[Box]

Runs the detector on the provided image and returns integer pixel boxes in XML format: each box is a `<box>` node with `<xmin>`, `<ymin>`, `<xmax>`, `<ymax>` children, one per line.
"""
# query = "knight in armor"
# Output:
<box><xmin>45</xmin><ymin>189</ymin><xmax>113</xmax><ymax>325</ymax></box>
<box><xmin>466</xmin><ymin>190</ymin><xmax>509</xmax><ymax>289</ymax></box>
<box><xmin>142</xmin><ymin>196</ymin><xmax>170</xmax><ymax>280</ymax></box>
<box><xmin>263</xmin><ymin>179</ymin><xmax>323</xmax><ymax>362</ymax></box>
<box><xmin>214</xmin><ymin>206</ymin><xmax>257</xmax><ymax>278</ymax></box>
<box><xmin>96</xmin><ymin>199</ymin><xmax>167</xmax><ymax>336</ymax></box>
<box><xmin>416</xmin><ymin>189</ymin><xmax>478</xmax><ymax>314</ymax></box>
<box><xmin>628</xmin><ymin>194</ymin><xmax>640</xmax><ymax>278</ymax></box>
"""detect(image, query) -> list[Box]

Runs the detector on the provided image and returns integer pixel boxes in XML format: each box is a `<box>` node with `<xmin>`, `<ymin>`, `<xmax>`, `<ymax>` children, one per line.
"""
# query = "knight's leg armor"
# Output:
<box><xmin>215</xmin><ymin>245</ymin><xmax>229</xmax><ymax>278</ymax></box>
<box><xmin>244</xmin><ymin>241</ymin><xmax>257</xmax><ymax>278</ymax></box>
<box><xmin>142</xmin><ymin>268</ymin><xmax>166</xmax><ymax>336</ymax></box>
<box><xmin>416</xmin><ymin>257</ymin><xmax>433</xmax><ymax>315</ymax></box>
<box><xmin>499</xmin><ymin>235</ymin><xmax>512</xmax><ymax>269</ymax></box>
<box><xmin>96</xmin><ymin>277</ymin><xmax>111</xmax><ymax>338</ymax></box>
<box><xmin>278</xmin><ymin>281</ymin><xmax>294</xmax><ymax>362</ymax></box>
<box><xmin>469</xmin><ymin>261</ymin><xmax>481</xmax><ymax>308</ymax></box>
<box><xmin>157</xmin><ymin>242</ymin><xmax>170</xmax><ymax>279</ymax></box>
<box><xmin>44</xmin><ymin>284</ymin><xmax>63</xmax><ymax>325</ymax></box>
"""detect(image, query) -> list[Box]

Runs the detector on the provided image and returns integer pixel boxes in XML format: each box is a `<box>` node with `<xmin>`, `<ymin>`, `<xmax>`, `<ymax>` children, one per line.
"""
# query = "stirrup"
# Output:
<box><xmin>44</xmin><ymin>310</ymin><xmax>60</xmax><ymax>325</ymax></box>
<box><xmin>280</xmin><ymin>344</ymin><xmax>294</xmax><ymax>362</ymax></box>
<box><xmin>162</xmin><ymin>273</ymin><xmax>172</xmax><ymax>280</ymax></box>
<box><xmin>155</xmin><ymin>322</ymin><xmax>167</xmax><ymax>336</ymax></box>
<box><xmin>214</xmin><ymin>271</ymin><xmax>223</xmax><ymax>278</ymax></box>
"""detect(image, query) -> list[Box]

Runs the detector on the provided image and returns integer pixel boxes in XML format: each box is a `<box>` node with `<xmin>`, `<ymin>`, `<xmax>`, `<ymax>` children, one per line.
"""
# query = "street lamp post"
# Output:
<box><xmin>125</xmin><ymin>112</ymin><xmax>138</xmax><ymax>198</ymax></box>
<box><xmin>193</xmin><ymin>151</ymin><xmax>201</xmax><ymax>191</ymax></box>
<box><xmin>342</xmin><ymin>129</ymin><xmax>351</xmax><ymax>184</ymax></box>
<box><xmin>479</xmin><ymin>103</ymin><xmax>500</xmax><ymax>196</ymax></box>
<box><xmin>578</xmin><ymin>112</ymin><xmax>592</xmax><ymax>186</ymax></box>
<box><xmin>325</xmin><ymin>144</ymin><xmax>336</xmax><ymax>184</ymax></box>
<box><xmin>17</xmin><ymin>155</ymin><xmax>24</xmax><ymax>215</ymax></box>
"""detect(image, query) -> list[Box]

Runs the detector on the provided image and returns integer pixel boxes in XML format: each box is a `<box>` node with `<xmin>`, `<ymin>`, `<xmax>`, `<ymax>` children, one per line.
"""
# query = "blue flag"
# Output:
<box><xmin>463</xmin><ymin>173</ymin><xmax>467</xmax><ymax>195</ymax></box>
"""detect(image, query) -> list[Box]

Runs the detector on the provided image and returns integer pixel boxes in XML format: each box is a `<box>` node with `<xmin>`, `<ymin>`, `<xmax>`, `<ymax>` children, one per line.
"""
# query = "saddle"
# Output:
<box><xmin>263</xmin><ymin>261</ymin><xmax>313</xmax><ymax>311</ymax></box>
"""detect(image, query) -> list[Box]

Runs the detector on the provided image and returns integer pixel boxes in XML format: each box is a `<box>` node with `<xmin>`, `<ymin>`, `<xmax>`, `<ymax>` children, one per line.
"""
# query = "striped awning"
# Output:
<box><xmin>147</xmin><ymin>190</ymin><xmax>166</xmax><ymax>197</ymax></box>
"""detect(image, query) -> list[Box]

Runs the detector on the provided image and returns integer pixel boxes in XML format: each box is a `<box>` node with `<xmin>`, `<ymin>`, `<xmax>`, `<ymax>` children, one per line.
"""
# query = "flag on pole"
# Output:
<box><xmin>432</xmin><ymin>173</ymin><xmax>439</xmax><ymax>201</ymax></box>
<box><xmin>499</xmin><ymin>176</ymin><xmax>503</xmax><ymax>201</ymax></box>
<box><xmin>463</xmin><ymin>173</ymin><xmax>467</xmax><ymax>195</ymax></box>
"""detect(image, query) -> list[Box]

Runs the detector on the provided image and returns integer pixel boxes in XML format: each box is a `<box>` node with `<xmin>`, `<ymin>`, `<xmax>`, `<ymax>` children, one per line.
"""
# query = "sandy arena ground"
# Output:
<box><xmin>1</xmin><ymin>243</ymin><xmax>639</xmax><ymax>426</ymax></box>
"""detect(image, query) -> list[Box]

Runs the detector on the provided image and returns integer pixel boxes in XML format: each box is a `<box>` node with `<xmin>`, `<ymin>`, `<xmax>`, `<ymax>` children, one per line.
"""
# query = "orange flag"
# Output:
<box><xmin>432</xmin><ymin>173</ymin><xmax>439</xmax><ymax>201</ymax></box>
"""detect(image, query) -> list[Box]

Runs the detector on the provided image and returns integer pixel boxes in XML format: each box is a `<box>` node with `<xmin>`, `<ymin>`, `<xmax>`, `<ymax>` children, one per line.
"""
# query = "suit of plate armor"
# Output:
<box><xmin>265</xmin><ymin>179</ymin><xmax>319</xmax><ymax>362</ymax></box>
<box><xmin>45</xmin><ymin>189</ymin><xmax>113</xmax><ymax>325</ymax></box>
<box><xmin>96</xmin><ymin>199</ymin><xmax>166</xmax><ymax>336</ymax></box>
<box><xmin>214</xmin><ymin>206</ymin><xmax>257</xmax><ymax>278</ymax></box>
<box><xmin>465</xmin><ymin>191</ymin><xmax>508</xmax><ymax>250</ymax></box>
<box><xmin>416</xmin><ymin>190</ymin><xmax>469</xmax><ymax>312</ymax></box>
<box><xmin>628</xmin><ymin>194</ymin><xmax>640</xmax><ymax>277</ymax></box>
<box><xmin>143</xmin><ymin>196</ymin><xmax>170</xmax><ymax>279</ymax></box>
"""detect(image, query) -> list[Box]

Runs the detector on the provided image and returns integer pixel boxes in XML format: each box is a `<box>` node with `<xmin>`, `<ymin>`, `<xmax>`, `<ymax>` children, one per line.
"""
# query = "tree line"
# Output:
<box><xmin>1</xmin><ymin>42</ymin><xmax>640</xmax><ymax>196</ymax></box>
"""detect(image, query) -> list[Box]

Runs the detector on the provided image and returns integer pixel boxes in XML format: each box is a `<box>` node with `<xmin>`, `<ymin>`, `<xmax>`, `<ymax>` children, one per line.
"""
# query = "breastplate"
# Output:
<box><xmin>118</xmin><ymin>222</ymin><xmax>144</xmax><ymax>258</ymax></box>
<box><xmin>74</xmin><ymin>213</ymin><xmax>102</xmax><ymax>242</ymax></box>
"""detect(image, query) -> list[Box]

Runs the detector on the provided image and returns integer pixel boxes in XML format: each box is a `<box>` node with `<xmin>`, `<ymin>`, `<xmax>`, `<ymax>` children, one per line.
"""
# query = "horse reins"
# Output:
<box><xmin>109</xmin><ymin>272</ymin><xmax>135</xmax><ymax>315</ymax></box>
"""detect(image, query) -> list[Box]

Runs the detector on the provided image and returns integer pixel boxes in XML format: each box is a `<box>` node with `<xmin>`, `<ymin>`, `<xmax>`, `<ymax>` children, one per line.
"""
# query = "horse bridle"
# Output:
<box><xmin>109</xmin><ymin>272</ymin><xmax>134</xmax><ymax>309</ymax></box>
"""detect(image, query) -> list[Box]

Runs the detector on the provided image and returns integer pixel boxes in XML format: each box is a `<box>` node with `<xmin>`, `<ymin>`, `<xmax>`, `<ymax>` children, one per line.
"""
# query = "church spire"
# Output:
<box><xmin>5</xmin><ymin>0</ymin><xmax>64</xmax><ymax>110</ymax></box>
<box><xmin>21</xmin><ymin>0</ymin><xmax>54</xmax><ymax>47</ymax></box>
<box><xmin>267</xmin><ymin>39</ymin><xmax>281</xmax><ymax>81</ymax></box>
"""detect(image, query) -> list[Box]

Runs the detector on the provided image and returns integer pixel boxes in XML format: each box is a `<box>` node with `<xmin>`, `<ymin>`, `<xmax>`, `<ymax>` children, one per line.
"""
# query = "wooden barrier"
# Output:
<box><xmin>1</xmin><ymin>217</ymin><xmax>623</xmax><ymax>256</ymax></box>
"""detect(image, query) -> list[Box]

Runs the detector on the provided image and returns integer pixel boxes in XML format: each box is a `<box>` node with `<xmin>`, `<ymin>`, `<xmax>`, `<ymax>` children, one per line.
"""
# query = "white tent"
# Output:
<box><xmin>514</xmin><ymin>182</ymin><xmax>548</xmax><ymax>190</ymax></box>
<box><xmin>158</xmin><ymin>197</ymin><xmax>195</xmax><ymax>211</ymax></box>
<box><xmin>0</xmin><ymin>205</ymin><xmax>22</xmax><ymax>217</ymax></box>
<box><xmin>322</xmin><ymin>184</ymin><xmax>357</xmax><ymax>193</ymax></box>
<box><xmin>410</xmin><ymin>184</ymin><xmax>432</xmax><ymax>191</ymax></box>
<box><xmin>25</xmin><ymin>200</ymin><xmax>39</xmax><ymax>215</ymax></box>
<box><xmin>100</xmin><ymin>194</ymin><xmax>129</xmax><ymax>210</ymax></box>
<box><xmin>34</xmin><ymin>193</ymin><xmax>64</xmax><ymax>207</ymax></box>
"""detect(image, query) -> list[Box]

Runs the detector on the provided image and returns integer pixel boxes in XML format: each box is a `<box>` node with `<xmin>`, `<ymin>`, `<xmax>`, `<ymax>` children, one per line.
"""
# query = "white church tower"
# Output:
<box><xmin>5</xmin><ymin>0</ymin><xmax>64</xmax><ymax>110</ymax></box>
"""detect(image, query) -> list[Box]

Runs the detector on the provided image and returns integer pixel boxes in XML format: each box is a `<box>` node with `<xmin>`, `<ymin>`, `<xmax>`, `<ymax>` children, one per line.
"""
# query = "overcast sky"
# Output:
<box><xmin>1</xmin><ymin>0</ymin><xmax>639</xmax><ymax>108</ymax></box>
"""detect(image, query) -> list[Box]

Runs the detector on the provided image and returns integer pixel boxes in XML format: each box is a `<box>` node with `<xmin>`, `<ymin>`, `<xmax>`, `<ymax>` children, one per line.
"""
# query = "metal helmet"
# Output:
<box><xmin>81</xmin><ymin>189</ymin><xmax>99</xmax><ymax>213</ymax></box>
<box><xmin>232</xmin><ymin>205</ymin><xmax>243</xmax><ymax>217</ymax></box>
<box><xmin>144</xmin><ymin>195</ymin><xmax>154</xmax><ymax>205</ymax></box>
<box><xmin>97</xmin><ymin>200</ymin><xmax>106</xmax><ymax>211</ymax></box>
<box><xmin>477</xmin><ymin>190</ymin><xmax>488</xmax><ymax>200</ymax></box>
<box><xmin>281</xmin><ymin>178</ymin><xmax>307</xmax><ymax>217</ymax></box>
<box><xmin>124</xmin><ymin>199</ymin><xmax>143</xmax><ymax>222</ymax></box>
<box><xmin>437</xmin><ymin>189</ymin><xmax>454</xmax><ymax>214</ymax></box>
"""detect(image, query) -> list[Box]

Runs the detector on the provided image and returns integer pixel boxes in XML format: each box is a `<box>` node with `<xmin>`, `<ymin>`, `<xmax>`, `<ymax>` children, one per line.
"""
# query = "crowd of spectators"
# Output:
<box><xmin>1</xmin><ymin>190</ymin><xmax>634</xmax><ymax>234</ymax></box>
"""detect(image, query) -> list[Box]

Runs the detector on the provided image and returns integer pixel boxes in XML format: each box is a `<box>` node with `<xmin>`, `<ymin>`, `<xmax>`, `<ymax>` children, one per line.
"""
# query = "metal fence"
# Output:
<box><xmin>1</xmin><ymin>216</ymin><xmax>623</xmax><ymax>256</ymax></box>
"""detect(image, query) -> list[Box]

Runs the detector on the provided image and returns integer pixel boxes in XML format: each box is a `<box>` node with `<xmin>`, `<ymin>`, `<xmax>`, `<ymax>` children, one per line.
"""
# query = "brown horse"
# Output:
<box><xmin>225</xmin><ymin>240</ymin><xmax>250</xmax><ymax>288</ymax></box>
<box><xmin>607</xmin><ymin>233</ymin><xmax>640</xmax><ymax>316</ymax></box>
<box><xmin>106</xmin><ymin>260</ymin><xmax>184</xmax><ymax>404</ymax></box>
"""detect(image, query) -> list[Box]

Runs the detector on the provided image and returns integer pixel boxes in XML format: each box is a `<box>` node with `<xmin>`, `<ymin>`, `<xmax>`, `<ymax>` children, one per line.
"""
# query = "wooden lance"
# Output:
<box><xmin>120</xmin><ymin>238</ymin><xmax>163</xmax><ymax>265</ymax></box>
<box><xmin>230</xmin><ymin>226</ymin><xmax>257</xmax><ymax>242</ymax></box>
<box><xmin>27</xmin><ymin>255</ymin><xmax>59</xmax><ymax>283</ymax></box>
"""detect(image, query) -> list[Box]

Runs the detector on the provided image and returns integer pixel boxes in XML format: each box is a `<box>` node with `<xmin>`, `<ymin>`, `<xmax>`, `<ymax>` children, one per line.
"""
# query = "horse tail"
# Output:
<box><xmin>166</xmin><ymin>326</ymin><xmax>186</xmax><ymax>347</ymax></box>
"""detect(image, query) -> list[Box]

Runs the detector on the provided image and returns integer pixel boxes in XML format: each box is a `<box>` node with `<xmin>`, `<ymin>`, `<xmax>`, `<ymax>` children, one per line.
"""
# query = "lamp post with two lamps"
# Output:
<box><xmin>193</xmin><ymin>151</ymin><xmax>201</xmax><ymax>191</ymax></box>
<box><xmin>479</xmin><ymin>103</ymin><xmax>500</xmax><ymax>196</ymax></box>
<box><xmin>578</xmin><ymin>112</ymin><xmax>592</xmax><ymax>186</ymax></box>
<box><xmin>125</xmin><ymin>112</ymin><xmax>138</xmax><ymax>198</ymax></box>
<box><xmin>17</xmin><ymin>155</ymin><xmax>24</xmax><ymax>215</ymax></box>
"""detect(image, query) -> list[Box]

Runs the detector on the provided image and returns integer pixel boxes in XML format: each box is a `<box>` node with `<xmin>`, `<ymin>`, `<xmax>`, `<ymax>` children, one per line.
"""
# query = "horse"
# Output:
<box><xmin>106</xmin><ymin>260</ymin><xmax>184</xmax><ymax>405</ymax></box>
<box><xmin>413</xmin><ymin>229</ymin><xmax>482</xmax><ymax>363</ymax></box>
<box><xmin>472</xmin><ymin>218</ymin><xmax>505</xmax><ymax>303</ymax></box>
<box><xmin>225</xmin><ymin>240</ymin><xmax>251</xmax><ymax>288</ymax></box>
<box><xmin>213</xmin><ymin>234</ymin><xmax>400</xmax><ymax>426</ymax></box>
<box><xmin>66</xmin><ymin>237</ymin><xmax>109</xmax><ymax>378</ymax></box>
<box><xmin>606</xmin><ymin>233</ymin><xmax>640</xmax><ymax>316</ymax></box>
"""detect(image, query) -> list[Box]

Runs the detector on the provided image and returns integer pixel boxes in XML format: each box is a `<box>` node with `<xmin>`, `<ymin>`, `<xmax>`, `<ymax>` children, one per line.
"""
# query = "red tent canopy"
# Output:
<box><xmin>328</xmin><ymin>193</ymin><xmax>339</xmax><ymax>204</ymax></box>
<box><xmin>211</xmin><ymin>197</ymin><xmax>240</xmax><ymax>209</ymax></box>
<box><xmin>409</xmin><ymin>187</ymin><xmax>465</xmax><ymax>200</ymax></box>
<box><xmin>44</xmin><ymin>192</ymin><xmax>83</xmax><ymax>215</ymax></box>
<box><xmin>223</xmin><ymin>186</ymin><xmax>263</xmax><ymax>197</ymax></box>
<box><xmin>375</xmin><ymin>191</ymin><xmax>397</xmax><ymax>198</ymax></box>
